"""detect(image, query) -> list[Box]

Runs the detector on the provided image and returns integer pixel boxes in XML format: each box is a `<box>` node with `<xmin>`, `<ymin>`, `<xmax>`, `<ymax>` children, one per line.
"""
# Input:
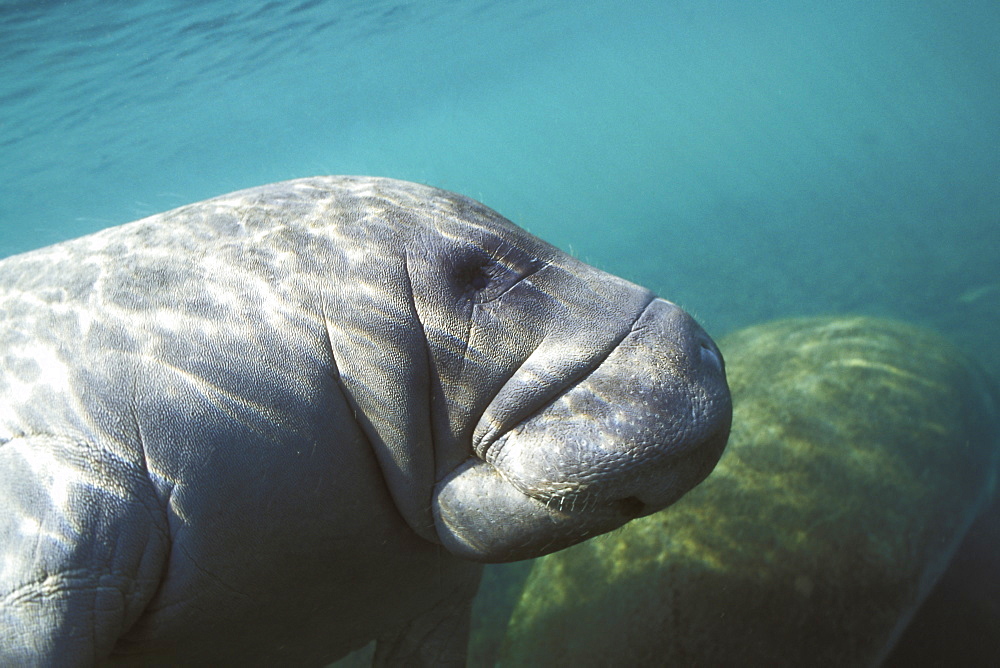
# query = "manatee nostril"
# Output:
<box><xmin>699</xmin><ymin>339</ymin><xmax>723</xmax><ymax>373</ymax></box>
<box><xmin>615</xmin><ymin>496</ymin><xmax>646</xmax><ymax>519</ymax></box>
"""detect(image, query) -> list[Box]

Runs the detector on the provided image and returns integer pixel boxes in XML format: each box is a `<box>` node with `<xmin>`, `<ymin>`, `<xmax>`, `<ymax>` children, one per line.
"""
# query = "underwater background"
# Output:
<box><xmin>2</xmin><ymin>0</ymin><xmax>998</xmax><ymax>664</ymax></box>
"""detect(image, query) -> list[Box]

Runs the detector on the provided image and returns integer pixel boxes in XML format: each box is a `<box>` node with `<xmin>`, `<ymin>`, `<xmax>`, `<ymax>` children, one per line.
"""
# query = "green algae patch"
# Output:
<box><xmin>501</xmin><ymin>316</ymin><xmax>999</xmax><ymax>667</ymax></box>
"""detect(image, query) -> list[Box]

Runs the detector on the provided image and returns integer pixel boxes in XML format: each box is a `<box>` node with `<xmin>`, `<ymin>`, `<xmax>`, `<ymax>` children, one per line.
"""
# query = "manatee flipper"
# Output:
<box><xmin>0</xmin><ymin>435</ymin><xmax>168</xmax><ymax>664</ymax></box>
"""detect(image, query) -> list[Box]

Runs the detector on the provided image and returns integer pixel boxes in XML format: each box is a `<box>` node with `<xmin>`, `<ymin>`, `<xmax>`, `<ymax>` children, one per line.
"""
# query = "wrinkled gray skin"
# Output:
<box><xmin>0</xmin><ymin>176</ymin><xmax>731</xmax><ymax>666</ymax></box>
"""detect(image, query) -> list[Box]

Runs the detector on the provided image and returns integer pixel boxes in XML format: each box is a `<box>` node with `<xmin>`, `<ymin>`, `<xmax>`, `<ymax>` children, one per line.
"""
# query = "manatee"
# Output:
<box><xmin>500</xmin><ymin>316</ymin><xmax>999</xmax><ymax>667</ymax></box>
<box><xmin>0</xmin><ymin>176</ymin><xmax>731</xmax><ymax>665</ymax></box>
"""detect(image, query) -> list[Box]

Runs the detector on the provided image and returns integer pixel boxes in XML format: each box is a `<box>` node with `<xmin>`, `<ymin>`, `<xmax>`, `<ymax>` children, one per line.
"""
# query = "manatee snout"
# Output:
<box><xmin>433</xmin><ymin>298</ymin><xmax>732</xmax><ymax>562</ymax></box>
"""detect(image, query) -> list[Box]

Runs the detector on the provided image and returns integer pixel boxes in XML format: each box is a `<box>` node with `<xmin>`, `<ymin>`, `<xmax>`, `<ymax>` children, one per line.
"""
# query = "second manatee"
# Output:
<box><xmin>500</xmin><ymin>316</ymin><xmax>1000</xmax><ymax>667</ymax></box>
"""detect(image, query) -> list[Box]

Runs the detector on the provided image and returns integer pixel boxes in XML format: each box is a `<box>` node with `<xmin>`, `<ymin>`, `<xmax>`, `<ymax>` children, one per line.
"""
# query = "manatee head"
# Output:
<box><xmin>347</xmin><ymin>178</ymin><xmax>732</xmax><ymax>563</ymax></box>
<box><xmin>433</xmin><ymin>297</ymin><xmax>731</xmax><ymax>563</ymax></box>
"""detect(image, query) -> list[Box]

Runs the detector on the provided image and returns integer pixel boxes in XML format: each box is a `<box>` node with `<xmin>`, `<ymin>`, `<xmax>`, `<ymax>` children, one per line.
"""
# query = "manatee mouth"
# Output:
<box><xmin>432</xmin><ymin>299</ymin><xmax>732</xmax><ymax>563</ymax></box>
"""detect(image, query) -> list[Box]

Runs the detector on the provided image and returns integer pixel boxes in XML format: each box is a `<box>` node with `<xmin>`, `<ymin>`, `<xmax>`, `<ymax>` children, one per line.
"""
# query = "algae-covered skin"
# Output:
<box><xmin>500</xmin><ymin>316</ymin><xmax>1000</xmax><ymax>667</ymax></box>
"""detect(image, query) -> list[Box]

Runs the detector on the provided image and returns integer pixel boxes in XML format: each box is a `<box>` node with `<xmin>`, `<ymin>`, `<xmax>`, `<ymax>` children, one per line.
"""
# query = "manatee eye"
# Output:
<box><xmin>454</xmin><ymin>260</ymin><xmax>493</xmax><ymax>294</ymax></box>
<box><xmin>450</xmin><ymin>241</ymin><xmax>543</xmax><ymax>304</ymax></box>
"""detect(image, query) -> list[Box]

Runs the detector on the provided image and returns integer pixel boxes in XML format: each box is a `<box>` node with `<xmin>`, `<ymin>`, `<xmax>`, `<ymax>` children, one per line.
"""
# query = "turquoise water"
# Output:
<box><xmin>2</xmin><ymin>0</ymin><xmax>998</xmax><ymax>663</ymax></box>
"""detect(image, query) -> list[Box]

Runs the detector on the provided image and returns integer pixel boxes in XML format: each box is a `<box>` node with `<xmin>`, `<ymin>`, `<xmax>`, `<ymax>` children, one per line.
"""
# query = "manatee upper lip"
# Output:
<box><xmin>481</xmin><ymin>428</ymin><xmax>674</xmax><ymax>521</ymax></box>
<box><xmin>471</xmin><ymin>293</ymin><xmax>657</xmax><ymax>461</ymax></box>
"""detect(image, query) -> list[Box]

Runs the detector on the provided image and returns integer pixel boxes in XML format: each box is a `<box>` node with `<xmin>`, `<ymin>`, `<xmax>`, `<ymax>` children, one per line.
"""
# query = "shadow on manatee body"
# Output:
<box><xmin>332</xmin><ymin>560</ymin><xmax>534</xmax><ymax>667</ymax></box>
<box><xmin>884</xmin><ymin>465</ymin><xmax>1000</xmax><ymax>666</ymax></box>
<box><xmin>494</xmin><ymin>315</ymin><xmax>1000</xmax><ymax>667</ymax></box>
